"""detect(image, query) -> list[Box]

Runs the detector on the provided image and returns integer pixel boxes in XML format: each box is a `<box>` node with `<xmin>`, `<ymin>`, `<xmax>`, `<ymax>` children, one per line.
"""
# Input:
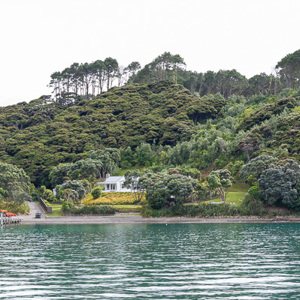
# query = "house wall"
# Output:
<box><xmin>98</xmin><ymin>181</ymin><xmax>131</xmax><ymax>192</ymax></box>
<box><xmin>97</xmin><ymin>175</ymin><xmax>134</xmax><ymax>192</ymax></box>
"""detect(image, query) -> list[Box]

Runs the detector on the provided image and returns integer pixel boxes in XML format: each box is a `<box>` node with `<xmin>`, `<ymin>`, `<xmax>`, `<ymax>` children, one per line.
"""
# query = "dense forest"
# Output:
<box><xmin>0</xmin><ymin>49</ymin><xmax>300</xmax><ymax>216</ymax></box>
<box><xmin>47</xmin><ymin>50</ymin><xmax>300</xmax><ymax>102</ymax></box>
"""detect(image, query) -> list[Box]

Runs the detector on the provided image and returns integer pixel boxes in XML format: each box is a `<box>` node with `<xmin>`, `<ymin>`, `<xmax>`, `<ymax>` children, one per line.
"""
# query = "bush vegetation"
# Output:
<box><xmin>82</xmin><ymin>192</ymin><xmax>143</xmax><ymax>205</ymax></box>
<box><xmin>1</xmin><ymin>50</ymin><xmax>300</xmax><ymax>216</ymax></box>
<box><xmin>61</xmin><ymin>202</ymin><xmax>115</xmax><ymax>215</ymax></box>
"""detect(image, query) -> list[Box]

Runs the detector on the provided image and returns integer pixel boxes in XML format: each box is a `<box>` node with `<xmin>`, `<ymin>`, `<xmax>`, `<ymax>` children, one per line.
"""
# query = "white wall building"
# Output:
<box><xmin>97</xmin><ymin>175</ymin><xmax>131</xmax><ymax>192</ymax></box>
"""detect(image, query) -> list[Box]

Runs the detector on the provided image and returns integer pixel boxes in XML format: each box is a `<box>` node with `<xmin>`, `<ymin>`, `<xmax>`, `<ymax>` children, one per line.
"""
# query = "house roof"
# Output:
<box><xmin>99</xmin><ymin>176</ymin><xmax>124</xmax><ymax>184</ymax></box>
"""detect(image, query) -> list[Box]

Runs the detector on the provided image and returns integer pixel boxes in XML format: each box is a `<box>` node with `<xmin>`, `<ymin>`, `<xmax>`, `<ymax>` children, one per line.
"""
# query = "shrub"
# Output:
<box><xmin>62</xmin><ymin>204</ymin><xmax>115</xmax><ymax>215</ymax></box>
<box><xmin>141</xmin><ymin>198</ymin><xmax>270</xmax><ymax>218</ymax></box>
<box><xmin>258</xmin><ymin>159</ymin><xmax>300</xmax><ymax>210</ymax></box>
<box><xmin>141</xmin><ymin>203</ymin><xmax>241</xmax><ymax>218</ymax></box>
<box><xmin>240</xmin><ymin>186</ymin><xmax>267</xmax><ymax>216</ymax></box>
<box><xmin>0</xmin><ymin>199</ymin><xmax>30</xmax><ymax>214</ymax></box>
<box><xmin>82</xmin><ymin>192</ymin><xmax>142</xmax><ymax>205</ymax></box>
<box><xmin>146</xmin><ymin>173</ymin><xmax>197</xmax><ymax>209</ymax></box>
<box><xmin>56</xmin><ymin>180</ymin><xmax>86</xmax><ymax>204</ymax></box>
<box><xmin>61</xmin><ymin>201</ymin><xmax>74</xmax><ymax>213</ymax></box>
<box><xmin>91</xmin><ymin>186</ymin><xmax>102</xmax><ymax>199</ymax></box>
<box><xmin>240</xmin><ymin>155</ymin><xmax>278</xmax><ymax>181</ymax></box>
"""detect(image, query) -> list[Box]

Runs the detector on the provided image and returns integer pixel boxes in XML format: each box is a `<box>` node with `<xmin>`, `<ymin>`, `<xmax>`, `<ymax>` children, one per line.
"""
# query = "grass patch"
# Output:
<box><xmin>199</xmin><ymin>191</ymin><xmax>247</xmax><ymax>206</ymax></box>
<box><xmin>225</xmin><ymin>192</ymin><xmax>246</xmax><ymax>205</ymax></box>
<box><xmin>47</xmin><ymin>203</ymin><xmax>62</xmax><ymax>217</ymax></box>
<box><xmin>114</xmin><ymin>205</ymin><xmax>143</xmax><ymax>213</ymax></box>
<box><xmin>82</xmin><ymin>192</ymin><xmax>144</xmax><ymax>205</ymax></box>
<box><xmin>228</xmin><ymin>183</ymin><xmax>250</xmax><ymax>192</ymax></box>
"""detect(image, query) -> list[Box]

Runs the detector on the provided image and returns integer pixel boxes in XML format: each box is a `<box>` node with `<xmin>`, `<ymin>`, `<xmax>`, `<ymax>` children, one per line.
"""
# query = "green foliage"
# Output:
<box><xmin>49</xmin><ymin>148</ymin><xmax>120</xmax><ymax>188</ymax></box>
<box><xmin>207</xmin><ymin>169</ymin><xmax>233</xmax><ymax>202</ymax></box>
<box><xmin>238</xmin><ymin>97</ymin><xmax>296</xmax><ymax>131</ymax></box>
<box><xmin>56</xmin><ymin>180</ymin><xmax>86</xmax><ymax>204</ymax></box>
<box><xmin>0</xmin><ymin>198</ymin><xmax>30</xmax><ymax>214</ymax></box>
<box><xmin>0</xmin><ymin>162</ymin><xmax>32</xmax><ymax>205</ymax></box>
<box><xmin>240</xmin><ymin>155</ymin><xmax>278</xmax><ymax>182</ymax></box>
<box><xmin>142</xmin><ymin>186</ymin><xmax>268</xmax><ymax>218</ymax></box>
<box><xmin>60</xmin><ymin>189</ymin><xmax>79</xmax><ymax>203</ymax></box>
<box><xmin>62</xmin><ymin>204</ymin><xmax>115</xmax><ymax>216</ymax></box>
<box><xmin>67</xmin><ymin>159</ymin><xmax>103</xmax><ymax>180</ymax></box>
<box><xmin>132</xmin><ymin>52</ymin><xmax>185</xmax><ymax>84</ymax></box>
<box><xmin>142</xmin><ymin>203</ymin><xmax>250</xmax><ymax>218</ymax></box>
<box><xmin>228</xmin><ymin>160</ymin><xmax>244</xmax><ymax>178</ymax></box>
<box><xmin>61</xmin><ymin>201</ymin><xmax>74</xmax><ymax>213</ymax></box>
<box><xmin>125</xmin><ymin>170</ymin><xmax>197</xmax><ymax>209</ymax></box>
<box><xmin>39</xmin><ymin>185</ymin><xmax>56</xmax><ymax>203</ymax></box>
<box><xmin>135</xmin><ymin>143</ymin><xmax>155</xmax><ymax>167</ymax></box>
<box><xmin>83</xmin><ymin>192</ymin><xmax>142</xmax><ymax>205</ymax></box>
<box><xmin>80</xmin><ymin>179</ymin><xmax>91</xmax><ymax>194</ymax></box>
<box><xmin>91</xmin><ymin>186</ymin><xmax>102</xmax><ymax>199</ymax></box>
<box><xmin>1</xmin><ymin>50</ymin><xmax>300</xmax><ymax>219</ymax></box>
<box><xmin>0</xmin><ymin>81</ymin><xmax>226</xmax><ymax>185</ymax></box>
<box><xmin>124</xmin><ymin>169</ymin><xmax>146</xmax><ymax>203</ymax></box>
<box><xmin>168</xmin><ymin>166</ymin><xmax>201</xmax><ymax>179</ymax></box>
<box><xmin>258</xmin><ymin>159</ymin><xmax>300</xmax><ymax>210</ymax></box>
<box><xmin>144</xmin><ymin>172</ymin><xmax>197</xmax><ymax>209</ymax></box>
<box><xmin>240</xmin><ymin>186</ymin><xmax>267</xmax><ymax>216</ymax></box>
<box><xmin>275</xmin><ymin>49</ymin><xmax>300</xmax><ymax>90</ymax></box>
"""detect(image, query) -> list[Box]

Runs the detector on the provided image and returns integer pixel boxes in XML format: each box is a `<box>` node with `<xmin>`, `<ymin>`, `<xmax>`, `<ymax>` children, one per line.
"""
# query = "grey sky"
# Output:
<box><xmin>0</xmin><ymin>0</ymin><xmax>299</xmax><ymax>106</ymax></box>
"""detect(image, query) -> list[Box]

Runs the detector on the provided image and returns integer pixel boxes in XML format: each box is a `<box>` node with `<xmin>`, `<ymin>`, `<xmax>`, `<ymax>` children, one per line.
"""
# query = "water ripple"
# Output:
<box><xmin>1</xmin><ymin>223</ymin><xmax>300</xmax><ymax>299</ymax></box>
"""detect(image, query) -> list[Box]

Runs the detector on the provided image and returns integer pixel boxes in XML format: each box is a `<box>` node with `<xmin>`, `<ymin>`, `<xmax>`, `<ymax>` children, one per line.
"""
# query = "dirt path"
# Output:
<box><xmin>22</xmin><ymin>201</ymin><xmax>46</xmax><ymax>221</ymax></box>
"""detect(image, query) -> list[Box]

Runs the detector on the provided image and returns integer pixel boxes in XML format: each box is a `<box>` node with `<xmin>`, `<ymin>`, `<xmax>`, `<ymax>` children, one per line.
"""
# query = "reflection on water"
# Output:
<box><xmin>1</xmin><ymin>223</ymin><xmax>300</xmax><ymax>299</ymax></box>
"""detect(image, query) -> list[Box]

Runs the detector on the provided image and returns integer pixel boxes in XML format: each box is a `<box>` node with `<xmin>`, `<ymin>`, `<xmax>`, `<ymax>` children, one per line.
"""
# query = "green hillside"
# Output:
<box><xmin>1</xmin><ymin>50</ymin><xmax>300</xmax><ymax>216</ymax></box>
<box><xmin>0</xmin><ymin>81</ymin><xmax>225</xmax><ymax>185</ymax></box>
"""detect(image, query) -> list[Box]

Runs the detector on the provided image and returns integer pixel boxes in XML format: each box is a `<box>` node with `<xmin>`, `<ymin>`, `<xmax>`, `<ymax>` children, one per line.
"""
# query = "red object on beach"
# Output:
<box><xmin>5</xmin><ymin>212</ymin><xmax>16</xmax><ymax>217</ymax></box>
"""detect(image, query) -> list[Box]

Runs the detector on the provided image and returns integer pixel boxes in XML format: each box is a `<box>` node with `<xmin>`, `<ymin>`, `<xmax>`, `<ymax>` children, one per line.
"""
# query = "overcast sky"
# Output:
<box><xmin>0</xmin><ymin>0</ymin><xmax>299</xmax><ymax>107</ymax></box>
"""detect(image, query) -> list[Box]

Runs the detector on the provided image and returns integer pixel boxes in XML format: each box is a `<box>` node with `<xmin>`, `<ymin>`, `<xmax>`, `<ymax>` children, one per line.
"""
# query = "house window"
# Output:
<box><xmin>106</xmin><ymin>184</ymin><xmax>110</xmax><ymax>190</ymax></box>
<box><xmin>111</xmin><ymin>184</ymin><xmax>116</xmax><ymax>190</ymax></box>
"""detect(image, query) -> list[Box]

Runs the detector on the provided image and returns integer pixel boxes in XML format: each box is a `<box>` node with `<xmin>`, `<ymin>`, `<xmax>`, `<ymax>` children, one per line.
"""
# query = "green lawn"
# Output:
<box><xmin>114</xmin><ymin>205</ymin><xmax>142</xmax><ymax>213</ymax></box>
<box><xmin>47</xmin><ymin>204</ymin><xmax>62</xmax><ymax>217</ymax></box>
<box><xmin>203</xmin><ymin>191</ymin><xmax>246</xmax><ymax>206</ymax></box>
<box><xmin>228</xmin><ymin>183</ymin><xmax>250</xmax><ymax>192</ymax></box>
<box><xmin>187</xmin><ymin>191</ymin><xmax>247</xmax><ymax>207</ymax></box>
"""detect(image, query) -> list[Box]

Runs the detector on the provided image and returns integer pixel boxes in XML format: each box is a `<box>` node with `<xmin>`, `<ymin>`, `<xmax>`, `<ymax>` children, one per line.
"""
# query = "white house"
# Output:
<box><xmin>53</xmin><ymin>181</ymin><xmax>68</xmax><ymax>196</ymax></box>
<box><xmin>97</xmin><ymin>174</ymin><xmax>131</xmax><ymax>192</ymax></box>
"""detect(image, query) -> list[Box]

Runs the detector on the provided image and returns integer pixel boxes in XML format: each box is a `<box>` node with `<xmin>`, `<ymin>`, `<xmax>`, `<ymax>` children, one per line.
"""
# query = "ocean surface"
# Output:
<box><xmin>1</xmin><ymin>223</ymin><xmax>300</xmax><ymax>299</ymax></box>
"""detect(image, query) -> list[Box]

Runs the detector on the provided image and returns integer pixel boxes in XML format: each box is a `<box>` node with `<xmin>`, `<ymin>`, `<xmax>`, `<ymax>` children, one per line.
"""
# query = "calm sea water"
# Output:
<box><xmin>1</xmin><ymin>223</ymin><xmax>300</xmax><ymax>299</ymax></box>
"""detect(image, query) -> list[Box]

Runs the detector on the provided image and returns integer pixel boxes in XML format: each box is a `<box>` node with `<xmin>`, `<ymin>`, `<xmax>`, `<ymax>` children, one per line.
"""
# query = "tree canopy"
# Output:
<box><xmin>0</xmin><ymin>49</ymin><xmax>300</xmax><ymax>219</ymax></box>
<box><xmin>258</xmin><ymin>160</ymin><xmax>300</xmax><ymax>210</ymax></box>
<box><xmin>0</xmin><ymin>162</ymin><xmax>31</xmax><ymax>204</ymax></box>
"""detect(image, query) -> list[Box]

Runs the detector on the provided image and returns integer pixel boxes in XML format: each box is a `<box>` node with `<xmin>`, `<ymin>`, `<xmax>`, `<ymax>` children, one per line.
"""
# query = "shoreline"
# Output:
<box><xmin>19</xmin><ymin>215</ymin><xmax>300</xmax><ymax>225</ymax></box>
